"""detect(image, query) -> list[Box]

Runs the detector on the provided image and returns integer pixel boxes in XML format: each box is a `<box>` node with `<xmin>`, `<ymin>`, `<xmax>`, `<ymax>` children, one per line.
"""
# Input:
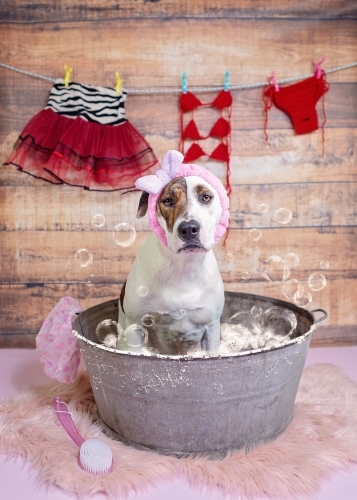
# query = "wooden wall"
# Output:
<box><xmin>0</xmin><ymin>0</ymin><xmax>356</xmax><ymax>348</ymax></box>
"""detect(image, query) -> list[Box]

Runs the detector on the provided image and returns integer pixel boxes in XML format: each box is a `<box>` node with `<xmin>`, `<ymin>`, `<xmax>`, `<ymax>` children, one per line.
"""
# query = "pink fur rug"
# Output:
<box><xmin>1</xmin><ymin>363</ymin><xmax>357</xmax><ymax>499</ymax></box>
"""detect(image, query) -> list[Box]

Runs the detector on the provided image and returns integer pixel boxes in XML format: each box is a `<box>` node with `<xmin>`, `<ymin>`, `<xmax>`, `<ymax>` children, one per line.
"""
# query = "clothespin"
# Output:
<box><xmin>312</xmin><ymin>56</ymin><xmax>326</xmax><ymax>79</ymax></box>
<box><xmin>224</xmin><ymin>70</ymin><xmax>230</xmax><ymax>91</ymax></box>
<box><xmin>63</xmin><ymin>65</ymin><xmax>73</xmax><ymax>87</ymax></box>
<box><xmin>181</xmin><ymin>72</ymin><xmax>187</xmax><ymax>94</ymax></box>
<box><xmin>268</xmin><ymin>70</ymin><xmax>280</xmax><ymax>92</ymax></box>
<box><xmin>115</xmin><ymin>71</ymin><xmax>123</xmax><ymax>94</ymax></box>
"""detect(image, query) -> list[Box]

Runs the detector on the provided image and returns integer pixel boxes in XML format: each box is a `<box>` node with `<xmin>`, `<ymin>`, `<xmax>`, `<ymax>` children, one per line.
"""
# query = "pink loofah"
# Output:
<box><xmin>135</xmin><ymin>150</ymin><xmax>230</xmax><ymax>247</ymax></box>
<box><xmin>36</xmin><ymin>296</ymin><xmax>83</xmax><ymax>384</ymax></box>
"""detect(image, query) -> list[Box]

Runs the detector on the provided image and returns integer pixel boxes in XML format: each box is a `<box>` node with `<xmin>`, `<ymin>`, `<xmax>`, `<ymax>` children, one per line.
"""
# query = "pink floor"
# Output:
<box><xmin>1</xmin><ymin>346</ymin><xmax>356</xmax><ymax>500</ymax></box>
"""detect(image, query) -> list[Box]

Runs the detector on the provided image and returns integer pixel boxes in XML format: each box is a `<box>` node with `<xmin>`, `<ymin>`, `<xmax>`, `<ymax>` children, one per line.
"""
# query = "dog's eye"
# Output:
<box><xmin>201</xmin><ymin>194</ymin><xmax>212</xmax><ymax>203</ymax></box>
<box><xmin>162</xmin><ymin>197</ymin><xmax>174</xmax><ymax>206</ymax></box>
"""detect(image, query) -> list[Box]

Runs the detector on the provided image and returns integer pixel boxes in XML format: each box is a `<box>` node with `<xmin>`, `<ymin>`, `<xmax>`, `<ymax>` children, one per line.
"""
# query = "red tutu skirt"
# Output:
<box><xmin>5</xmin><ymin>79</ymin><xmax>158</xmax><ymax>191</ymax></box>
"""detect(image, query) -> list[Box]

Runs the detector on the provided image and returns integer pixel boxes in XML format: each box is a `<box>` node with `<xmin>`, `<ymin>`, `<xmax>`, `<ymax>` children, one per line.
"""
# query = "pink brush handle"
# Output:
<box><xmin>53</xmin><ymin>397</ymin><xmax>84</xmax><ymax>447</ymax></box>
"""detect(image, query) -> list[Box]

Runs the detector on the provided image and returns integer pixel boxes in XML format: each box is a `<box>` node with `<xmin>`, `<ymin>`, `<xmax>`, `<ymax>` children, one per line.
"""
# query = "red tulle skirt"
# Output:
<box><xmin>6</xmin><ymin>108</ymin><xmax>158</xmax><ymax>191</ymax></box>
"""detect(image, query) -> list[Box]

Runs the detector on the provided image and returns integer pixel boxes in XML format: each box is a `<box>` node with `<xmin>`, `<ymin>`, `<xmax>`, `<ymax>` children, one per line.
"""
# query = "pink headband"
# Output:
<box><xmin>135</xmin><ymin>150</ymin><xmax>230</xmax><ymax>247</ymax></box>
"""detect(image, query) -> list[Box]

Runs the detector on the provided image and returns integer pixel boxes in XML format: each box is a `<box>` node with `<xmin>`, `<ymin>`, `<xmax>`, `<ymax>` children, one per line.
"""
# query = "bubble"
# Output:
<box><xmin>137</xmin><ymin>285</ymin><xmax>149</xmax><ymax>297</ymax></box>
<box><xmin>308</xmin><ymin>273</ymin><xmax>327</xmax><ymax>292</ymax></box>
<box><xmin>226</xmin><ymin>253</ymin><xmax>234</xmax><ymax>262</ymax></box>
<box><xmin>250</xmin><ymin>339</ymin><xmax>259</xmax><ymax>350</ymax></box>
<box><xmin>113</xmin><ymin>223</ymin><xmax>136</xmax><ymax>247</ymax></box>
<box><xmin>256</xmin><ymin>337</ymin><xmax>265</xmax><ymax>347</ymax></box>
<box><xmin>261</xmin><ymin>256</ymin><xmax>290</xmax><ymax>282</ymax></box>
<box><xmin>95</xmin><ymin>319</ymin><xmax>122</xmax><ymax>343</ymax></box>
<box><xmin>275</xmin><ymin>207</ymin><xmax>292</xmax><ymax>225</ymax></box>
<box><xmin>320</xmin><ymin>260</ymin><xmax>329</xmax><ymax>270</ymax></box>
<box><xmin>242</xmin><ymin>272</ymin><xmax>250</xmax><ymax>280</ymax></box>
<box><xmin>282</xmin><ymin>279</ymin><xmax>304</xmax><ymax>301</ymax></box>
<box><xmin>260</xmin><ymin>307</ymin><xmax>297</xmax><ymax>340</ymax></box>
<box><xmin>284</xmin><ymin>252</ymin><xmax>299</xmax><ymax>269</ymax></box>
<box><xmin>251</xmin><ymin>305</ymin><xmax>263</xmax><ymax>318</ymax></box>
<box><xmin>180</xmin><ymin>309</ymin><xmax>186</xmax><ymax>316</ymax></box>
<box><xmin>229</xmin><ymin>311</ymin><xmax>262</xmax><ymax>336</ymax></box>
<box><xmin>258</xmin><ymin>203</ymin><xmax>269</xmax><ymax>213</ymax></box>
<box><xmin>234</xmin><ymin>246</ymin><xmax>241</xmax><ymax>252</ymax></box>
<box><xmin>220</xmin><ymin>324</ymin><xmax>246</xmax><ymax>353</ymax></box>
<box><xmin>249</xmin><ymin>228</ymin><xmax>262</xmax><ymax>242</ymax></box>
<box><xmin>103</xmin><ymin>333</ymin><xmax>117</xmax><ymax>347</ymax></box>
<box><xmin>262</xmin><ymin>332</ymin><xmax>272</xmax><ymax>342</ymax></box>
<box><xmin>265</xmin><ymin>339</ymin><xmax>279</xmax><ymax>348</ymax></box>
<box><xmin>123</xmin><ymin>324</ymin><xmax>148</xmax><ymax>348</ymax></box>
<box><xmin>92</xmin><ymin>214</ymin><xmax>106</xmax><ymax>228</ymax></box>
<box><xmin>75</xmin><ymin>248</ymin><xmax>93</xmax><ymax>268</ymax></box>
<box><xmin>141</xmin><ymin>314</ymin><xmax>155</xmax><ymax>328</ymax></box>
<box><xmin>294</xmin><ymin>291</ymin><xmax>312</xmax><ymax>308</ymax></box>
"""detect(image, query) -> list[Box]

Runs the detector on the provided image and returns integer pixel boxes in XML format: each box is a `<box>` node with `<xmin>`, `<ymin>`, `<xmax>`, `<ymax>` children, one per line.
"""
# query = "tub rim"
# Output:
<box><xmin>72</xmin><ymin>291</ymin><xmax>327</xmax><ymax>361</ymax></box>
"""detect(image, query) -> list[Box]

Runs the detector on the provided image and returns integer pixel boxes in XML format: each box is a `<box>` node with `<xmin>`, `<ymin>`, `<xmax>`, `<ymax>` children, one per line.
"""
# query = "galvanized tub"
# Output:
<box><xmin>73</xmin><ymin>291</ymin><xmax>327</xmax><ymax>458</ymax></box>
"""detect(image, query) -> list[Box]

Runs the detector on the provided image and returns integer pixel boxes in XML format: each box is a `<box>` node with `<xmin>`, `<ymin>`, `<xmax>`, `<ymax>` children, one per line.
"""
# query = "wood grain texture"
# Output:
<box><xmin>309</xmin><ymin>326</ymin><xmax>357</xmax><ymax>347</ymax></box>
<box><xmin>0</xmin><ymin>182</ymin><xmax>355</xmax><ymax>231</ymax></box>
<box><xmin>1</xmin><ymin>79</ymin><xmax>356</xmax><ymax>135</ymax></box>
<box><xmin>0</xmin><ymin>20</ymin><xmax>356</xmax><ymax>90</ymax></box>
<box><xmin>0</xmin><ymin>277</ymin><xmax>355</xmax><ymax>335</ymax></box>
<box><xmin>1</xmin><ymin>227</ymin><xmax>356</xmax><ymax>283</ymax></box>
<box><xmin>0</xmin><ymin>1</ymin><xmax>356</xmax><ymax>347</ymax></box>
<box><xmin>2</xmin><ymin>127</ymin><xmax>356</xmax><ymax>186</ymax></box>
<box><xmin>1</xmin><ymin>0</ymin><xmax>356</xmax><ymax>23</ymax></box>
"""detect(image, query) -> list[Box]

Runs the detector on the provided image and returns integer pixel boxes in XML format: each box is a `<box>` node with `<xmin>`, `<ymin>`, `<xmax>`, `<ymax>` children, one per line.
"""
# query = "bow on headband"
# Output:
<box><xmin>135</xmin><ymin>150</ymin><xmax>184</xmax><ymax>194</ymax></box>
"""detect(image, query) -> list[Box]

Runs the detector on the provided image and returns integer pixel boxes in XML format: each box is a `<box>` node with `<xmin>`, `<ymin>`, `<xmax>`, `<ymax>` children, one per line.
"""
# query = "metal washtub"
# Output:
<box><xmin>72</xmin><ymin>291</ymin><xmax>327</xmax><ymax>458</ymax></box>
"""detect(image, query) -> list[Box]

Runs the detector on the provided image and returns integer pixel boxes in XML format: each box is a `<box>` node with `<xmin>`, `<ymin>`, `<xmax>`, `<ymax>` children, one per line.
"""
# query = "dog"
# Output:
<box><xmin>118</xmin><ymin>150</ymin><xmax>230</xmax><ymax>355</ymax></box>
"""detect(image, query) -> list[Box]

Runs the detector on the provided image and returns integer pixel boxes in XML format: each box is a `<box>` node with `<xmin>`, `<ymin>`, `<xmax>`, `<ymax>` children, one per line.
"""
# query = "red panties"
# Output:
<box><xmin>264</xmin><ymin>71</ymin><xmax>329</xmax><ymax>137</ymax></box>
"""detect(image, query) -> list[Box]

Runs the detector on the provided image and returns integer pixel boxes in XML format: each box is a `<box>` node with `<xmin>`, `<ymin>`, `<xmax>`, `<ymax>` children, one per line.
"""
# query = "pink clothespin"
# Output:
<box><xmin>268</xmin><ymin>71</ymin><xmax>280</xmax><ymax>92</ymax></box>
<box><xmin>312</xmin><ymin>57</ymin><xmax>326</xmax><ymax>79</ymax></box>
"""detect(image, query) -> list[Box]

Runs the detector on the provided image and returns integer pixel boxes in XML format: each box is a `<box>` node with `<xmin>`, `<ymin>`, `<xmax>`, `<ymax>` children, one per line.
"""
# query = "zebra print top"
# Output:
<box><xmin>45</xmin><ymin>79</ymin><xmax>128</xmax><ymax>125</ymax></box>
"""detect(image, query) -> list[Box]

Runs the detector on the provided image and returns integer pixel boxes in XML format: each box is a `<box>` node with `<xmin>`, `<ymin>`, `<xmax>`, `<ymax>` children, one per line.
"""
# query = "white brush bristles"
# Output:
<box><xmin>79</xmin><ymin>438</ymin><xmax>113</xmax><ymax>474</ymax></box>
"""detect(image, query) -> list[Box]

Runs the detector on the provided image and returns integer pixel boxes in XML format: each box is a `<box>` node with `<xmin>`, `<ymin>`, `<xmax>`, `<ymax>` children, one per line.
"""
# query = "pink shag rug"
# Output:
<box><xmin>1</xmin><ymin>363</ymin><xmax>357</xmax><ymax>499</ymax></box>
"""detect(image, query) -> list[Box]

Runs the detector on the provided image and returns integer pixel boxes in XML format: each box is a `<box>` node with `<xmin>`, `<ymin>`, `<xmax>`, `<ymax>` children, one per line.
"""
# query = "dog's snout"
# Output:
<box><xmin>178</xmin><ymin>220</ymin><xmax>200</xmax><ymax>242</ymax></box>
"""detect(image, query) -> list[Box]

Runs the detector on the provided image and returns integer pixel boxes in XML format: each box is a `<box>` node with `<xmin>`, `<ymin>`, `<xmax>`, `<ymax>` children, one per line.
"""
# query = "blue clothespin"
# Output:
<box><xmin>181</xmin><ymin>72</ymin><xmax>187</xmax><ymax>94</ymax></box>
<box><xmin>224</xmin><ymin>70</ymin><xmax>230</xmax><ymax>91</ymax></box>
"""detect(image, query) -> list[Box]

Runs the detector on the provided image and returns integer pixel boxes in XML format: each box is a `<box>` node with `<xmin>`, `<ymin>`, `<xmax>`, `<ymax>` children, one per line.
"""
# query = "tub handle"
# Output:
<box><xmin>310</xmin><ymin>309</ymin><xmax>328</xmax><ymax>324</ymax></box>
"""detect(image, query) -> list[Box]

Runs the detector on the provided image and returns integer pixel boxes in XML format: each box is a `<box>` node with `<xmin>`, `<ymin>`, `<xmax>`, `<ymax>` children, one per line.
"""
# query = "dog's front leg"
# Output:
<box><xmin>201</xmin><ymin>320</ymin><xmax>221</xmax><ymax>353</ymax></box>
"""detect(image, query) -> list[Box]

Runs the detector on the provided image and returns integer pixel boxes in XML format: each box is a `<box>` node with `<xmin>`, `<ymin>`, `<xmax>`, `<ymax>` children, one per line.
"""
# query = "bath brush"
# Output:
<box><xmin>53</xmin><ymin>397</ymin><xmax>113</xmax><ymax>474</ymax></box>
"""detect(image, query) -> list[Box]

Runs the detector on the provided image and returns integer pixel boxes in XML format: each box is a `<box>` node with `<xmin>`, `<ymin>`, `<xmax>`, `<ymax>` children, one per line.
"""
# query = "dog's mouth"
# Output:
<box><xmin>178</xmin><ymin>243</ymin><xmax>206</xmax><ymax>253</ymax></box>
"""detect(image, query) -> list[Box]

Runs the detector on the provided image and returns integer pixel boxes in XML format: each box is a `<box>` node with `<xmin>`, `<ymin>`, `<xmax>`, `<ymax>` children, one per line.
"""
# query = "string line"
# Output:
<box><xmin>1</xmin><ymin>61</ymin><xmax>356</xmax><ymax>95</ymax></box>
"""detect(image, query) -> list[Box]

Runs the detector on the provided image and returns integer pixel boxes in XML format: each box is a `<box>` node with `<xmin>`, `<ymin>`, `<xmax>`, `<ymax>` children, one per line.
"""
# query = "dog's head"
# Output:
<box><xmin>137</xmin><ymin>175</ymin><xmax>222</xmax><ymax>253</ymax></box>
<box><xmin>136</xmin><ymin>150</ymin><xmax>230</xmax><ymax>252</ymax></box>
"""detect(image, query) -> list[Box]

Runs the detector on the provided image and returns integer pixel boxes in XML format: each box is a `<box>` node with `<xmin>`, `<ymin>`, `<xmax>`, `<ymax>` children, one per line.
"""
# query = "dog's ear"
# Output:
<box><xmin>136</xmin><ymin>191</ymin><xmax>149</xmax><ymax>219</ymax></box>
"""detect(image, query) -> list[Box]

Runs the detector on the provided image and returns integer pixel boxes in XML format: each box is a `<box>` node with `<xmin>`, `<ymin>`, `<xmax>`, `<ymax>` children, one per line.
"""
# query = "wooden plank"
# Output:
<box><xmin>0</xmin><ymin>334</ymin><xmax>37</xmax><ymax>348</ymax></box>
<box><xmin>228</xmin><ymin>181</ymin><xmax>357</xmax><ymax>228</ymax></box>
<box><xmin>0</xmin><ymin>278</ymin><xmax>355</xmax><ymax>335</ymax></box>
<box><xmin>1</xmin><ymin>127</ymin><xmax>356</xmax><ymax>187</ymax></box>
<box><xmin>310</xmin><ymin>326</ymin><xmax>357</xmax><ymax>347</ymax></box>
<box><xmin>0</xmin><ymin>284</ymin><xmax>120</xmax><ymax>336</ymax></box>
<box><xmin>1</xmin><ymin>75</ymin><xmax>356</xmax><ymax>136</ymax></box>
<box><xmin>0</xmin><ymin>20</ymin><xmax>356</xmax><ymax>90</ymax></box>
<box><xmin>0</xmin><ymin>181</ymin><xmax>355</xmax><ymax>231</ymax></box>
<box><xmin>1</xmin><ymin>227</ymin><xmax>356</xmax><ymax>283</ymax></box>
<box><xmin>224</xmin><ymin>279</ymin><xmax>357</xmax><ymax>326</ymax></box>
<box><xmin>1</xmin><ymin>0</ymin><xmax>355</xmax><ymax>23</ymax></box>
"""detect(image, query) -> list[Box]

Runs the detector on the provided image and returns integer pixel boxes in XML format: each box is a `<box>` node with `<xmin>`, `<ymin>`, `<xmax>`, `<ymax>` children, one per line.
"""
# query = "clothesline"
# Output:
<box><xmin>0</xmin><ymin>61</ymin><xmax>356</xmax><ymax>95</ymax></box>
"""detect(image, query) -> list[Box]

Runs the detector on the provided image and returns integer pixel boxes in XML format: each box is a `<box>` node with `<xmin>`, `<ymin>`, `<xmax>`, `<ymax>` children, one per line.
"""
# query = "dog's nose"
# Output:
<box><xmin>178</xmin><ymin>220</ymin><xmax>200</xmax><ymax>242</ymax></box>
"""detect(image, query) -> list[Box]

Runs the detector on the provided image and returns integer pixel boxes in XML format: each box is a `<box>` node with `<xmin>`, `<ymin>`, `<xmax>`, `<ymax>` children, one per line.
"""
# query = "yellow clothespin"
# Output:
<box><xmin>64</xmin><ymin>65</ymin><xmax>73</xmax><ymax>87</ymax></box>
<box><xmin>115</xmin><ymin>71</ymin><xmax>123</xmax><ymax>94</ymax></box>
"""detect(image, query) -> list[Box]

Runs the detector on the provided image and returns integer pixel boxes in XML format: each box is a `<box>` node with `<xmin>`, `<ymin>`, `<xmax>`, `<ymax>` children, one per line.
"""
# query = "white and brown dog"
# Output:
<box><xmin>118</xmin><ymin>150</ymin><xmax>230</xmax><ymax>355</ymax></box>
